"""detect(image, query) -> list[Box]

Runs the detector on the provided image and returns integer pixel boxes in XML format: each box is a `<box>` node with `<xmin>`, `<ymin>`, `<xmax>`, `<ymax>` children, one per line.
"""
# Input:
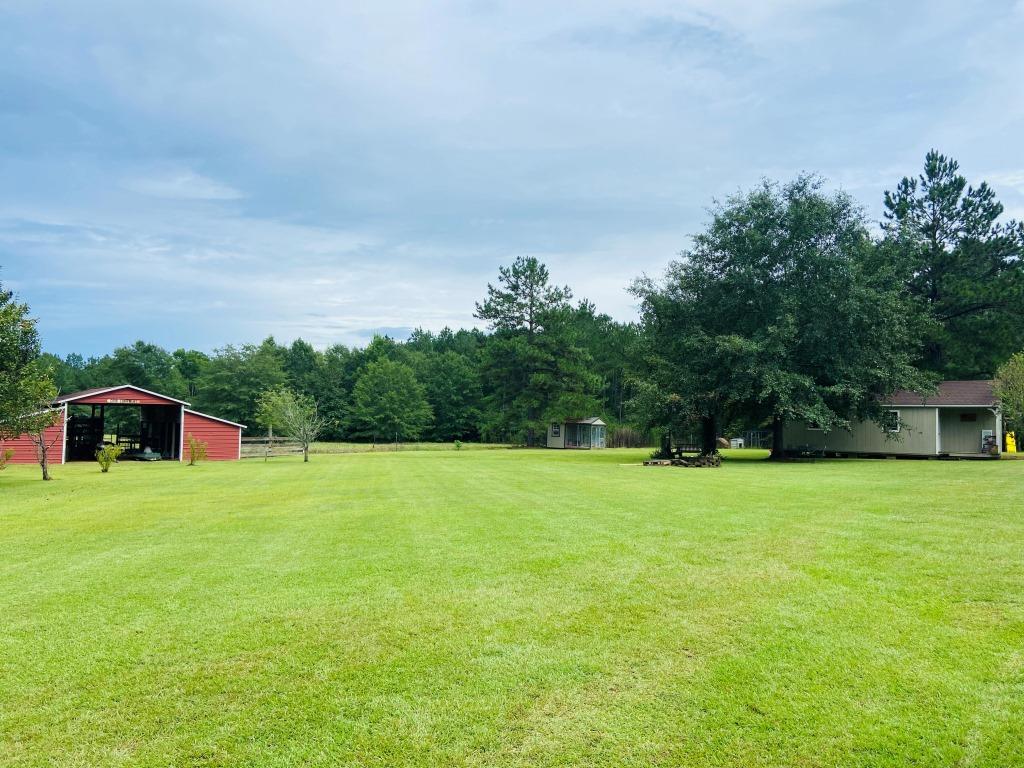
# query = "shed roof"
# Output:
<box><xmin>886</xmin><ymin>380</ymin><xmax>997</xmax><ymax>407</ymax></box>
<box><xmin>564</xmin><ymin>417</ymin><xmax>606</xmax><ymax>425</ymax></box>
<box><xmin>54</xmin><ymin>384</ymin><xmax>191</xmax><ymax>407</ymax></box>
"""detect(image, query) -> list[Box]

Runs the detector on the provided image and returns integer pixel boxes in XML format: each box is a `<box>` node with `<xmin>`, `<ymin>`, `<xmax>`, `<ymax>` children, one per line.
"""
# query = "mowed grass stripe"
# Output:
<box><xmin>1</xmin><ymin>450</ymin><xmax>1022</xmax><ymax>766</ymax></box>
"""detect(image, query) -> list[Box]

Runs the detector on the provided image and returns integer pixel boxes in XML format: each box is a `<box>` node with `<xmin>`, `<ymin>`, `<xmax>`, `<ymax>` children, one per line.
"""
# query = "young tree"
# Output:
<box><xmin>475</xmin><ymin>256</ymin><xmax>602</xmax><ymax>444</ymax></box>
<box><xmin>994</xmin><ymin>352</ymin><xmax>1024</xmax><ymax>435</ymax></box>
<box><xmin>633</xmin><ymin>176</ymin><xmax>931</xmax><ymax>459</ymax></box>
<box><xmin>882</xmin><ymin>150</ymin><xmax>1024</xmax><ymax>377</ymax></box>
<box><xmin>350</xmin><ymin>358</ymin><xmax>432</xmax><ymax>444</ymax></box>
<box><xmin>0</xmin><ymin>283</ymin><xmax>60</xmax><ymax>479</ymax></box>
<box><xmin>256</xmin><ymin>387</ymin><xmax>326</xmax><ymax>462</ymax></box>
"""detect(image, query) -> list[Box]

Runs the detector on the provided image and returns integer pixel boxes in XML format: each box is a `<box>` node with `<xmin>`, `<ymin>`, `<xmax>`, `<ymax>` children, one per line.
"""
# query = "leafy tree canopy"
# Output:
<box><xmin>0</xmin><ymin>283</ymin><xmax>59</xmax><ymax>478</ymax></box>
<box><xmin>350</xmin><ymin>358</ymin><xmax>433</xmax><ymax>442</ymax></box>
<box><xmin>634</xmin><ymin>175</ymin><xmax>931</xmax><ymax>456</ymax></box>
<box><xmin>995</xmin><ymin>351</ymin><xmax>1024</xmax><ymax>432</ymax></box>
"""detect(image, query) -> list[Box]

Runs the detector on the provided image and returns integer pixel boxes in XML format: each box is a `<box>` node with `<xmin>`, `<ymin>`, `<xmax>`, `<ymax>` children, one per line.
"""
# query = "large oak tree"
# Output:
<box><xmin>633</xmin><ymin>176</ymin><xmax>930</xmax><ymax>458</ymax></box>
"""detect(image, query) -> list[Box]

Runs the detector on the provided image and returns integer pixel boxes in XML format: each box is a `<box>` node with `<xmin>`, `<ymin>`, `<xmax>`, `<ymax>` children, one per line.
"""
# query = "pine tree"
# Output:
<box><xmin>882</xmin><ymin>150</ymin><xmax>1024</xmax><ymax>377</ymax></box>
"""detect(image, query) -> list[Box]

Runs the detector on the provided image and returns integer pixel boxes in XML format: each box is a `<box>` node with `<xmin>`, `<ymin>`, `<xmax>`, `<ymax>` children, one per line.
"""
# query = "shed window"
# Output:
<box><xmin>551</xmin><ymin>423</ymin><xmax>560</xmax><ymax>437</ymax></box>
<box><xmin>959</xmin><ymin>413</ymin><xmax>977</xmax><ymax>422</ymax></box>
<box><xmin>883</xmin><ymin>410</ymin><xmax>900</xmax><ymax>433</ymax></box>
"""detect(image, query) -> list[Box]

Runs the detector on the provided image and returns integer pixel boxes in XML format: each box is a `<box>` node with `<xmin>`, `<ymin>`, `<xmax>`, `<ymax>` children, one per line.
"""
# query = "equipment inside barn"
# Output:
<box><xmin>66</xmin><ymin>403</ymin><xmax>181</xmax><ymax>460</ymax></box>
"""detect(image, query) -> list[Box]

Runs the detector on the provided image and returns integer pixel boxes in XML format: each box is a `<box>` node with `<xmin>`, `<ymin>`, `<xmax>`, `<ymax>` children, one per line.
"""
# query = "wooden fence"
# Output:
<box><xmin>240</xmin><ymin>436</ymin><xmax>303</xmax><ymax>459</ymax></box>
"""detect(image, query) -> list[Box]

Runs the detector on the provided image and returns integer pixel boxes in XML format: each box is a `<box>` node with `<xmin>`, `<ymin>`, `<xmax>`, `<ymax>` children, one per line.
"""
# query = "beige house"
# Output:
<box><xmin>547</xmin><ymin>418</ymin><xmax>607</xmax><ymax>449</ymax></box>
<box><xmin>782</xmin><ymin>381</ymin><xmax>1002</xmax><ymax>458</ymax></box>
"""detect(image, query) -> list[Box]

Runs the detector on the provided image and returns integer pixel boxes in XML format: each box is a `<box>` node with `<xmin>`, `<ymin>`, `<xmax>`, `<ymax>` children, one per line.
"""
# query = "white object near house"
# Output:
<box><xmin>730</xmin><ymin>438</ymin><xmax>745</xmax><ymax>449</ymax></box>
<box><xmin>547</xmin><ymin>418</ymin><xmax>607</xmax><ymax>449</ymax></box>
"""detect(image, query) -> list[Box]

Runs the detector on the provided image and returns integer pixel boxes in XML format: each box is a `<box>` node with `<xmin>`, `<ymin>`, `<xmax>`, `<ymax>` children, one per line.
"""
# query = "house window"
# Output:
<box><xmin>959</xmin><ymin>413</ymin><xmax>977</xmax><ymax>422</ymax></box>
<box><xmin>551</xmin><ymin>423</ymin><xmax>560</xmax><ymax>437</ymax></box>
<box><xmin>808</xmin><ymin>421</ymin><xmax>823</xmax><ymax>431</ymax></box>
<box><xmin>883</xmin><ymin>410</ymin><xmax>900</xmax><ymax>433</ymax></box>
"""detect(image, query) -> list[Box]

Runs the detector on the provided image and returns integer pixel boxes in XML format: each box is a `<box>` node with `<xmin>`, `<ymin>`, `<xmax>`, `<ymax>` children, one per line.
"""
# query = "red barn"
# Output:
<box><xmin>1</xmin><ymin>385</ymin><xmax>245</xmax><ymax>465</ymax></box>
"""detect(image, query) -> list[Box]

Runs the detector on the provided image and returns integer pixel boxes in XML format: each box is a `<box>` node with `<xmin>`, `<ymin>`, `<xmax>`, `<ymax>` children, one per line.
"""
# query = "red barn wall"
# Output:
<box><xmin>183</xmin><ymin>411</ymin><xmax>241</xmax><ymax>461</ymax></box>
<box><xmin>2</xmin><ymin>410</ymin><xmax>65</xmax><ymax>465</ymax></box>
<box><xmin>71</xmin><ymin>387</ymin><xmax>182</xmax><ymax>406</ymax></box>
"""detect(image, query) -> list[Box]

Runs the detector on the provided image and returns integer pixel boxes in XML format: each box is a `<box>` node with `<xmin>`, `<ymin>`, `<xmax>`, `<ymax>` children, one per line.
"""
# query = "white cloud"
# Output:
<box><xmin>122</xmin><ymin>169</ymin><xmax>244</xmax><ymax>201</ymax></box>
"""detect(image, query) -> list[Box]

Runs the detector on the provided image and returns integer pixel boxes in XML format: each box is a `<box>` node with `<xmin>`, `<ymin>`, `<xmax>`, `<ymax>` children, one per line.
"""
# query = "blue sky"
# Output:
<box><xmin>2</xmin><ymin>0</ymin><xmax>1023</xmax><ymax>357</ymax></box>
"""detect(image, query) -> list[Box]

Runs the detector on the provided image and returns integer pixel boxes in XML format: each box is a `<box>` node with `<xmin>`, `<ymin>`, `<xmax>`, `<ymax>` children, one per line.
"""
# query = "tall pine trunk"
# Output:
<box><xmin>769</xmin><ymin>416</ymin><xmax>786</xmax><ymax>461</ymax></box>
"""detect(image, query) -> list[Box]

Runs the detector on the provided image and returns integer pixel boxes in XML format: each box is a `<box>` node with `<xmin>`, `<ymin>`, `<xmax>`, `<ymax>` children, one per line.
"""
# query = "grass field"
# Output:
<box><xmin>2</xmin><ymin>449</ymin><xmax>1022</xmax><ymax>767</ymax></box>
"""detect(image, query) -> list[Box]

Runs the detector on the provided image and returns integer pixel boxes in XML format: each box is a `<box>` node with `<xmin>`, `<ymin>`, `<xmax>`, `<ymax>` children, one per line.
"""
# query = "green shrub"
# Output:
<box><xmin>95</xmin><ymin>444</ymin><xmax>124</xmax><ymax>473</ymax></box>
<box><xmin>454</xmin><ymin>440</ymin><xmax>463</xmax><ymax>451</ymax></box>
<box><xmin>187</xmin><ymin>433</ymin><xmax>208</xmax><ymax>466</ymax></box>
<box><xmin>0</xmin><ymin>447</ymin><xmax>13</xmax><ymax>471</ymax></box>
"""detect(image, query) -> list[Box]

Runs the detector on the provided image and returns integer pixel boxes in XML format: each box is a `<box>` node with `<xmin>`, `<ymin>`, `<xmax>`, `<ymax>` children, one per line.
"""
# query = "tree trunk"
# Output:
<box><xmin>769</xmin><ymin>416</ymin><xmax>786</xmax><ymax>461</ymax></box>
<box><xmin>35</xmin><ymin>432</ymin><xmax>51</xmax><ymax>481</ymax></box>
<box><xmin>700</xmin><ymin>415</ymin><xmax>717</xmax><ymax>456</ymax></box>
<box><xmin>659</xmin><ymin>432</ymin><xmax>672</xmax><ymax>459</ymax></box>
<box><xmin>303</xmin><ymin>443</ymin><xmax>309</xmax><ymax>462</ymax></box>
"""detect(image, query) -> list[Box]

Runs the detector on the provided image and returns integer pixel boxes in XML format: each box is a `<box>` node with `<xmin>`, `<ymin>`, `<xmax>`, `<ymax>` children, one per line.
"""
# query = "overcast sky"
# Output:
<box><xmin>2</xmin><ymin>1</ymin><xmax>1023</xmax><ymax>357</ymax></box>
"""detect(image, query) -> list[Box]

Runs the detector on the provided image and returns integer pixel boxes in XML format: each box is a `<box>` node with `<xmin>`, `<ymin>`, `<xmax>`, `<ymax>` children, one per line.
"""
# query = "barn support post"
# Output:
<box><xmin>61</xmin><ymin>404</ymin><xmax>68</xmax><ymax>465</ymax></box>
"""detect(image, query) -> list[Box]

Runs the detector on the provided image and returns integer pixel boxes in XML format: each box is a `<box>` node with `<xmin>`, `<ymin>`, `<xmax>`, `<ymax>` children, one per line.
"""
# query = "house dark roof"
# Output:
<box><xmin>886</xmin><ymin>380</ymin><xmax>997</xmax><ymax>407</ymax></box>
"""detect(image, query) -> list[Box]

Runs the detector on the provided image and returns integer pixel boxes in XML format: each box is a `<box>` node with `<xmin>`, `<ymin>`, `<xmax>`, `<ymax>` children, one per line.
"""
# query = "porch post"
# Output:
<box><xmin>61</xmin><ymin>403</ymin><xmax>68</xmax><ymax>465</ymax></box>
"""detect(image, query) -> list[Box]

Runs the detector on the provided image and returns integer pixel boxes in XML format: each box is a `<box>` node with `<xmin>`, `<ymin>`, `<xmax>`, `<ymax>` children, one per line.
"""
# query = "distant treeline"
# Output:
<box><xmin>43</xmin><ymin>287</ymin><xmax>639</xmax><ymax>443</ymax></box>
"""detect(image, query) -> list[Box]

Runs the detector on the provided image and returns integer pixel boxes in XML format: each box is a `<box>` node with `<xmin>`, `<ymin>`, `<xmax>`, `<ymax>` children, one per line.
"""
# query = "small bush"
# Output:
<box><xmin>454</xmin><ymin>440</ymin><xmax>463</xmax><ymax>451</ymax></box>
<box><xmin>95</xmin><ymin>444</ymin><xmax>124</xmax><ymax>473</ymax></box>
<box><xmin>187</xmin><ymin>433</ymin><xmax>208</xmax><ymax>466</ymax></box>
<box><xmin>0</xmin><ymin>447</ymin><xmax>13</xmax><ymax>471</ymax></box>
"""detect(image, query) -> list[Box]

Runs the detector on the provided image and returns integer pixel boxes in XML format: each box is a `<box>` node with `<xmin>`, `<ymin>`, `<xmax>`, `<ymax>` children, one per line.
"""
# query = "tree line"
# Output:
<box><xmin>39</xmin><ymin>270</ymin><xmax>637</xmax><ymax>445</ymax></box>
<box><xmin>6</xmin><ymin>150</ymin><xmax>1024</xmax><ymax>465</ymax></box>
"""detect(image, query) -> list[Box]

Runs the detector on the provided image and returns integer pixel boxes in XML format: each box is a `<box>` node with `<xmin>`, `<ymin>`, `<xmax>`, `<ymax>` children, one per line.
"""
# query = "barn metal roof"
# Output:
<box><xmin>54</xmin><ymin>384</ymin><xmax>191</xmax><ymax>406</ymax></box>
<box><xmin>886</xmin><ymin>380</ymin><xmax>997</xmax><ymax>407</ymax></box>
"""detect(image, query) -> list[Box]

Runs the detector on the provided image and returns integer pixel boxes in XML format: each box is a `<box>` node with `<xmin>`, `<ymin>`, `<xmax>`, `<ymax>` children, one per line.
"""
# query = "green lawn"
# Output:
<box><xmin>1</xmin><ymin>449</ymin><xmax>1022</xmax><ymax>767</ymax></box>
